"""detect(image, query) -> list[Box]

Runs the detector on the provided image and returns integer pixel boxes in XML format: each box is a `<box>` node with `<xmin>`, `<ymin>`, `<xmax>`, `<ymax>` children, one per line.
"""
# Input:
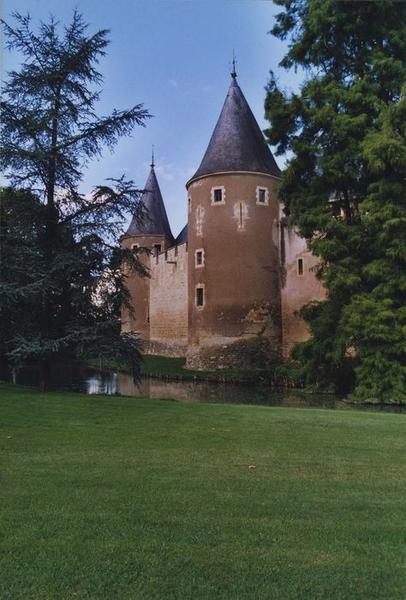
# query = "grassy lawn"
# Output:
<box><xmin>1</xmin><ymin>384</ymin><xmax>405</xmax><ymax>599</ymax></box>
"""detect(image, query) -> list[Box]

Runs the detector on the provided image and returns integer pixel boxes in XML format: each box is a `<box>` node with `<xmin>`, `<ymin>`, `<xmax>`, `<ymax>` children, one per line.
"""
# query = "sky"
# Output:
<box><xmin>2</xmin><ymin>0</ymin><xmax>302</xmax><ymax>237</ymax></box>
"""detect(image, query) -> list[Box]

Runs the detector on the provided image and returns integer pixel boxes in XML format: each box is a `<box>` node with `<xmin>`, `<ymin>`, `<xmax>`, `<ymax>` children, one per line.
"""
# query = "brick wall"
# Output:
<box><xmin>149</xmin><ymin>242</ymin><xmax>188</xmax><ymax>353</ymax></box>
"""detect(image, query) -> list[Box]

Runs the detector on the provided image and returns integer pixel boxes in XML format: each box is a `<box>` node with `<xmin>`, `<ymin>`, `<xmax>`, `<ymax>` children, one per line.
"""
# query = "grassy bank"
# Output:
<box><xmin>1</xmin><ymin>383</ymin><xmax>405</xmax><ymax>599</ymax></box>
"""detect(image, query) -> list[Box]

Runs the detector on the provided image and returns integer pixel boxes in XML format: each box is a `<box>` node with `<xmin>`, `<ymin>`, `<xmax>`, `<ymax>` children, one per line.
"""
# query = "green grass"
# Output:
<box><xmin>1</xmin><ymin>383</ymin><xmax>405</xmax><ymax>599</ymax></box>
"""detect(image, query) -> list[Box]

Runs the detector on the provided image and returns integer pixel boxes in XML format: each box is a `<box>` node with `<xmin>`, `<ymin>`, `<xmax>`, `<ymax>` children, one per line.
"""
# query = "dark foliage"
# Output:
<box><xmin>0</xmin><ymin>12</ymin><xmax>151</xmax><ymax>387</ymax></box>
<box><xmin>265</xmin><ymin>0</ymin><xmax>406</xmax><ymax>401</ymax></box>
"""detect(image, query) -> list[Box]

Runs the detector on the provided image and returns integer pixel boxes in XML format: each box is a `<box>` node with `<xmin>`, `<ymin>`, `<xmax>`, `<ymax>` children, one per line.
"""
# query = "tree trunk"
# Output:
<box><xmin>40</xmin><ymin>94</ymin><xmax>61</xmax><ymax>392</ymax></box>
<box><xmin>39</xmin><ymin>358</ymin><xmax>51</xmax><ymax>392</ymax></box>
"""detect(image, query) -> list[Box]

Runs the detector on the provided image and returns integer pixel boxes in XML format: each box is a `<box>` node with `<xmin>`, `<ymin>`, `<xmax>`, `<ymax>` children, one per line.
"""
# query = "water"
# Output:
<box><xmin>2</xmin><ymin>363</ymin><xmax>404</xmax><ymax>412</ymax></box>
<box><xmin>97</xmin><ymin>371</ymin><xmax>342</xmax><ymax>408</ymax></box>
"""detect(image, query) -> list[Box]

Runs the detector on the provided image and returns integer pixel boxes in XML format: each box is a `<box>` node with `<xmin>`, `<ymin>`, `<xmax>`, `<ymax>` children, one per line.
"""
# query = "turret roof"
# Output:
<box><xmin>189</xmin><ymin>76</ymin><xmax>281</xmax><ymax>184</ymax></box>
<box><xmin>124</xmin><ymin>166</ymin><xmax>173</xmax><ymax>239</ymax></box>
<box><xmin>175</xmin><ymin>224</ymin><xmax>188</xmax><ymax>245</ymax></box>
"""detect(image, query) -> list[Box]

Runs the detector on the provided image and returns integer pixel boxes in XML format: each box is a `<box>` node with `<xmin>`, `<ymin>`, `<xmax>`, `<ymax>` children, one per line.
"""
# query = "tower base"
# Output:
<box><xmin>186</xmin><ymin>337</ymin><xmax>281</xmax><ymax>371</ymax></box>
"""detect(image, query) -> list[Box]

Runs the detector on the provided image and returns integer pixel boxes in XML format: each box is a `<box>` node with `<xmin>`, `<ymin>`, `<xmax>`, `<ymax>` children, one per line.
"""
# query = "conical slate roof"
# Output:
<box><xmin>175</xmin><ymin>224</ymin><xmax>188</xmax><ymax>245</ymax></box>
<box><xmin>189</xmin><ymin>76</ymin><xmax>281</xmax><ymax>183</ymax></box>
<box><xmin>125</xmin><ymin>166</ymin><xmax>173</xmax><ymax>239</ymax></box>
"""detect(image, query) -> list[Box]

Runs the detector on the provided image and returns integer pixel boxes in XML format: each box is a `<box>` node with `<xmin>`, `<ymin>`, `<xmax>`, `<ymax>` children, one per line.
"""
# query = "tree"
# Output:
<box><xmin>0</xmin><ymin>188</ymin><xmax>45</xmax><ymax>369</ymax></box>
<box><xmin>265</xmin><ymin>0</ymin><xmax>406</xmax><ymax>401</ymax></box>
<box><xmin>0</xmin><ymin>12</ymin><xmax>150</xmax><ymax>388</ymax></box>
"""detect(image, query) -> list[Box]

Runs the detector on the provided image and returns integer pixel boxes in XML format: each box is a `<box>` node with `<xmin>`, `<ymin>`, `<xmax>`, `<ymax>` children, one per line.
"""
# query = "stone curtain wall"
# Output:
<box><xmin>149</xmin><ymin>243</ymin><xmax>188</xmax><ymax>355</ymax></box>
<box><xmin>280</xmin><ymin>223</ymin><xmax>326</xmax><ymax>358</ymax></box>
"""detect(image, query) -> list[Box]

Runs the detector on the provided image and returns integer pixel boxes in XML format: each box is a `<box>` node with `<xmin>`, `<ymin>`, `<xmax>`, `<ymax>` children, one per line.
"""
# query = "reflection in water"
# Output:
<box><xmin>87</xmin><ymin>370</ymin><xmax>341</xmax><ymax>408</ymax></box>
<box><xmin>2</xmin><ymin>365</ymin><xmax>403</xmax><ymax>411</ymax></box>
<box><xmin>87</xmin><ymin>372</ymin><xmax>119</xmax><ymax>395</ymax></box>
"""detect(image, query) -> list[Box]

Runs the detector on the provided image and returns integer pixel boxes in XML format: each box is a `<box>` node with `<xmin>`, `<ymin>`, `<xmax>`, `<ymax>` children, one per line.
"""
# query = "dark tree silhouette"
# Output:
<box><xmin>265</xmin><ymin>0</ymin><xmax>406</xmax><ymax>401</ymax></box>
<box><xmin>0</xmin><ymin>12</ymin><xmax>150</xmax><ymax>388</ymax></box>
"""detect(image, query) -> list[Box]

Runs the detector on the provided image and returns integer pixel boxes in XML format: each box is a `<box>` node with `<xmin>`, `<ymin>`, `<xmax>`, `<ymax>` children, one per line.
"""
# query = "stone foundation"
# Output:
<box><xmin>186</xmin><ymin>337</ymin><xmax>280</xmax><ymax>371</ymax></box>
<box><xmin>144</xmin><ymin>340</ymin><xmax>187</xmax><ymax>358</ymax></box>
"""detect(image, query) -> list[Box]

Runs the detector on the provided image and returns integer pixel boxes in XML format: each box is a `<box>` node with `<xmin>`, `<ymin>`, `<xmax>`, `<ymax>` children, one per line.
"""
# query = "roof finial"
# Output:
<box><xmin>151</xmin><ymin>144</ymin><xmax>155</xmax><ymax>168</ymax></box>
<box><xmin>231</xmin><ymin>51</ymin><xmax>237</xmax><ymax>80</ymax></box>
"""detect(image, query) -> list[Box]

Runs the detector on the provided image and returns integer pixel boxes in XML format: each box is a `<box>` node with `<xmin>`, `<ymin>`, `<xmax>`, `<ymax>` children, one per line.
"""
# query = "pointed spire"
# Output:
<box><xmin>188</xmin><ymin>76</ymin><xmax>281</xmax><ymax>184</ymax></box>
<box><xmin>231</xmin><ymin>51</ymin><xmax>237</xmax><ymax>80</ymax></box>
<box><xmin>124</xmin><ymin>160</ymin><xmax>173</xmax><ymax>239</ymax></box>
<box><xmin>150</xmin><ymin>144</ymin><xmax>155</xmax><ymax>168</ymax></box>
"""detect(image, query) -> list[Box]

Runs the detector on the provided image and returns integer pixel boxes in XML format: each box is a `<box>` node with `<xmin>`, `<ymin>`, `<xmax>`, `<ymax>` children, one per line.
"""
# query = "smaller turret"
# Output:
<box><xmin>121</xmin><ymin>155</ymin><xmax>173</xmax><ymax>339</ymax></box>
<box><xmin>124</xmin><ymin>153</ymin><xmax>173</xmax><ymax>242</ymax></box>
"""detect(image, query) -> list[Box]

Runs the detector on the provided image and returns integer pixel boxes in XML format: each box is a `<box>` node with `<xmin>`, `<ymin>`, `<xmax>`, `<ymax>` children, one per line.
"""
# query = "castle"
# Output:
<box><xmin>121</xmin><ymin>68</ymin><xmax>325</xmax><ymax>369</ymax></box>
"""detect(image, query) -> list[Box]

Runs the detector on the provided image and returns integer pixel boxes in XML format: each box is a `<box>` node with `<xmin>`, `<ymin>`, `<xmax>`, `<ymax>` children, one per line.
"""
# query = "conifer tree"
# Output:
<box><xmin>0</xmin><ymin>189</ymin><xmax>44</xmax><ymax>370</ymax></box>
<box><xmin>265</xmin><ymin>0</ymin><xmax>406</xmax><ymax>401</ymax></box>
<box><xmin>0</xmin><ymin>12</ymin><xmax>150</xmax><ymax>387</ymax></box>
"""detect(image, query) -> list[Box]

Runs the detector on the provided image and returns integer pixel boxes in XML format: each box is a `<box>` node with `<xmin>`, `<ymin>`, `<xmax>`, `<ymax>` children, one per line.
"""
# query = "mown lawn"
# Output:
<box><xmin>1</xmin><ymin>383</ymin><xmax>405</xmax><ymax>599</ymax></box>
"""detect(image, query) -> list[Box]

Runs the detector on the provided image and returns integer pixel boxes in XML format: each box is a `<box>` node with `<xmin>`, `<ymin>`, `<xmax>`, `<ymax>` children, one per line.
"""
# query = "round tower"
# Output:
<box><xmin>121</xmin><ymin>156</ymin><xmax>173</xmax><ymax>341</ymax></box>
<box><xmin>186</xmin><ymin>69</ymin><xmax>282</xmax><ymax>368</ymax></box>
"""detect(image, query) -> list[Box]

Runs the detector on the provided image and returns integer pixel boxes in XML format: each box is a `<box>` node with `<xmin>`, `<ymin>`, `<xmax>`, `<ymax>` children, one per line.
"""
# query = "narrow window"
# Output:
<box><xmin>195</xmin><ymin>249</ymin><xmax>204</xmax><ymax>267</ymax></box>
<box><xmin>188</xmin><ymin>197</ymin><xmax>191</xmax><ymax>213</ymax></box>
<box><xmin>196</xmin><ymin>205</ymin><xmax>205</xmax><ymax>236</ymax></box>
<box><xmin>239</xmin><ymin>202</ymin><xmax>243</xmax><ymax>229</ymax></box>
<box><xmin>297</xmin><ymin>258</ymin><xmax>304</xmax><ymax>276</ymax></box>
<box><xmin>154</xmin><ymin>244</ymin><xmax>161</xmax><ymax>255</ymax></box>
<box><xmin>196</xmin><ymin>286</ymin><xmax>204</xmax><ymax>307</ymax></box>
<box><xmin>214</xmin><ymin>188</ymin><xmax>223</xmax><ymax>203</ymax></box>
<box><xmin>258</xmin><ymin>189</ymin><xmax>266</xmax><ymax>203</ymax></box>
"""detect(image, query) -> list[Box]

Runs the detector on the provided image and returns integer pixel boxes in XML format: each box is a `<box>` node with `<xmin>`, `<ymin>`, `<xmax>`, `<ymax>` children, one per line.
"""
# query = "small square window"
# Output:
<box><xmin>211</xmin><ymin>186</ymin><xmax>225</xmax><ymax>205</ymax></box>
<box><xmin>256</xmin><ymin>186</ymin><xmax>269</xmax><ymax>205</ymax></box>
<box><xmin>196</xmin><ymin>286</ymin><xmax>204</xmax><ymax>307</ymax></box>
<box><xmin>297</xmin><ymin>258</ymin><xmax>304</xmax><ymax>276</ymax></box>
<box><xmin>195</xmin><ymin>249</ymin><xmax>204</xmax><ymax>268</ymax></box>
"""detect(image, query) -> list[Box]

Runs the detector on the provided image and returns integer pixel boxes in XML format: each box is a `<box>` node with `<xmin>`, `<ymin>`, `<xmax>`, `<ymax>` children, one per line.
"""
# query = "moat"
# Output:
<box><xmin>2</xmin><ymin>364</ymin><xmax>404</xmax><ymax>412</ymax></box>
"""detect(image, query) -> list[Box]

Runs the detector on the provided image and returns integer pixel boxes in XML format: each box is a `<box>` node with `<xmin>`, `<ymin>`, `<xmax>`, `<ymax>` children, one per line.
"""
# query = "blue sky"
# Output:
<box><xmin>2</xmin><ymin>0</ymin><xmax>301</xmax><ymax>237</ymax></box>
